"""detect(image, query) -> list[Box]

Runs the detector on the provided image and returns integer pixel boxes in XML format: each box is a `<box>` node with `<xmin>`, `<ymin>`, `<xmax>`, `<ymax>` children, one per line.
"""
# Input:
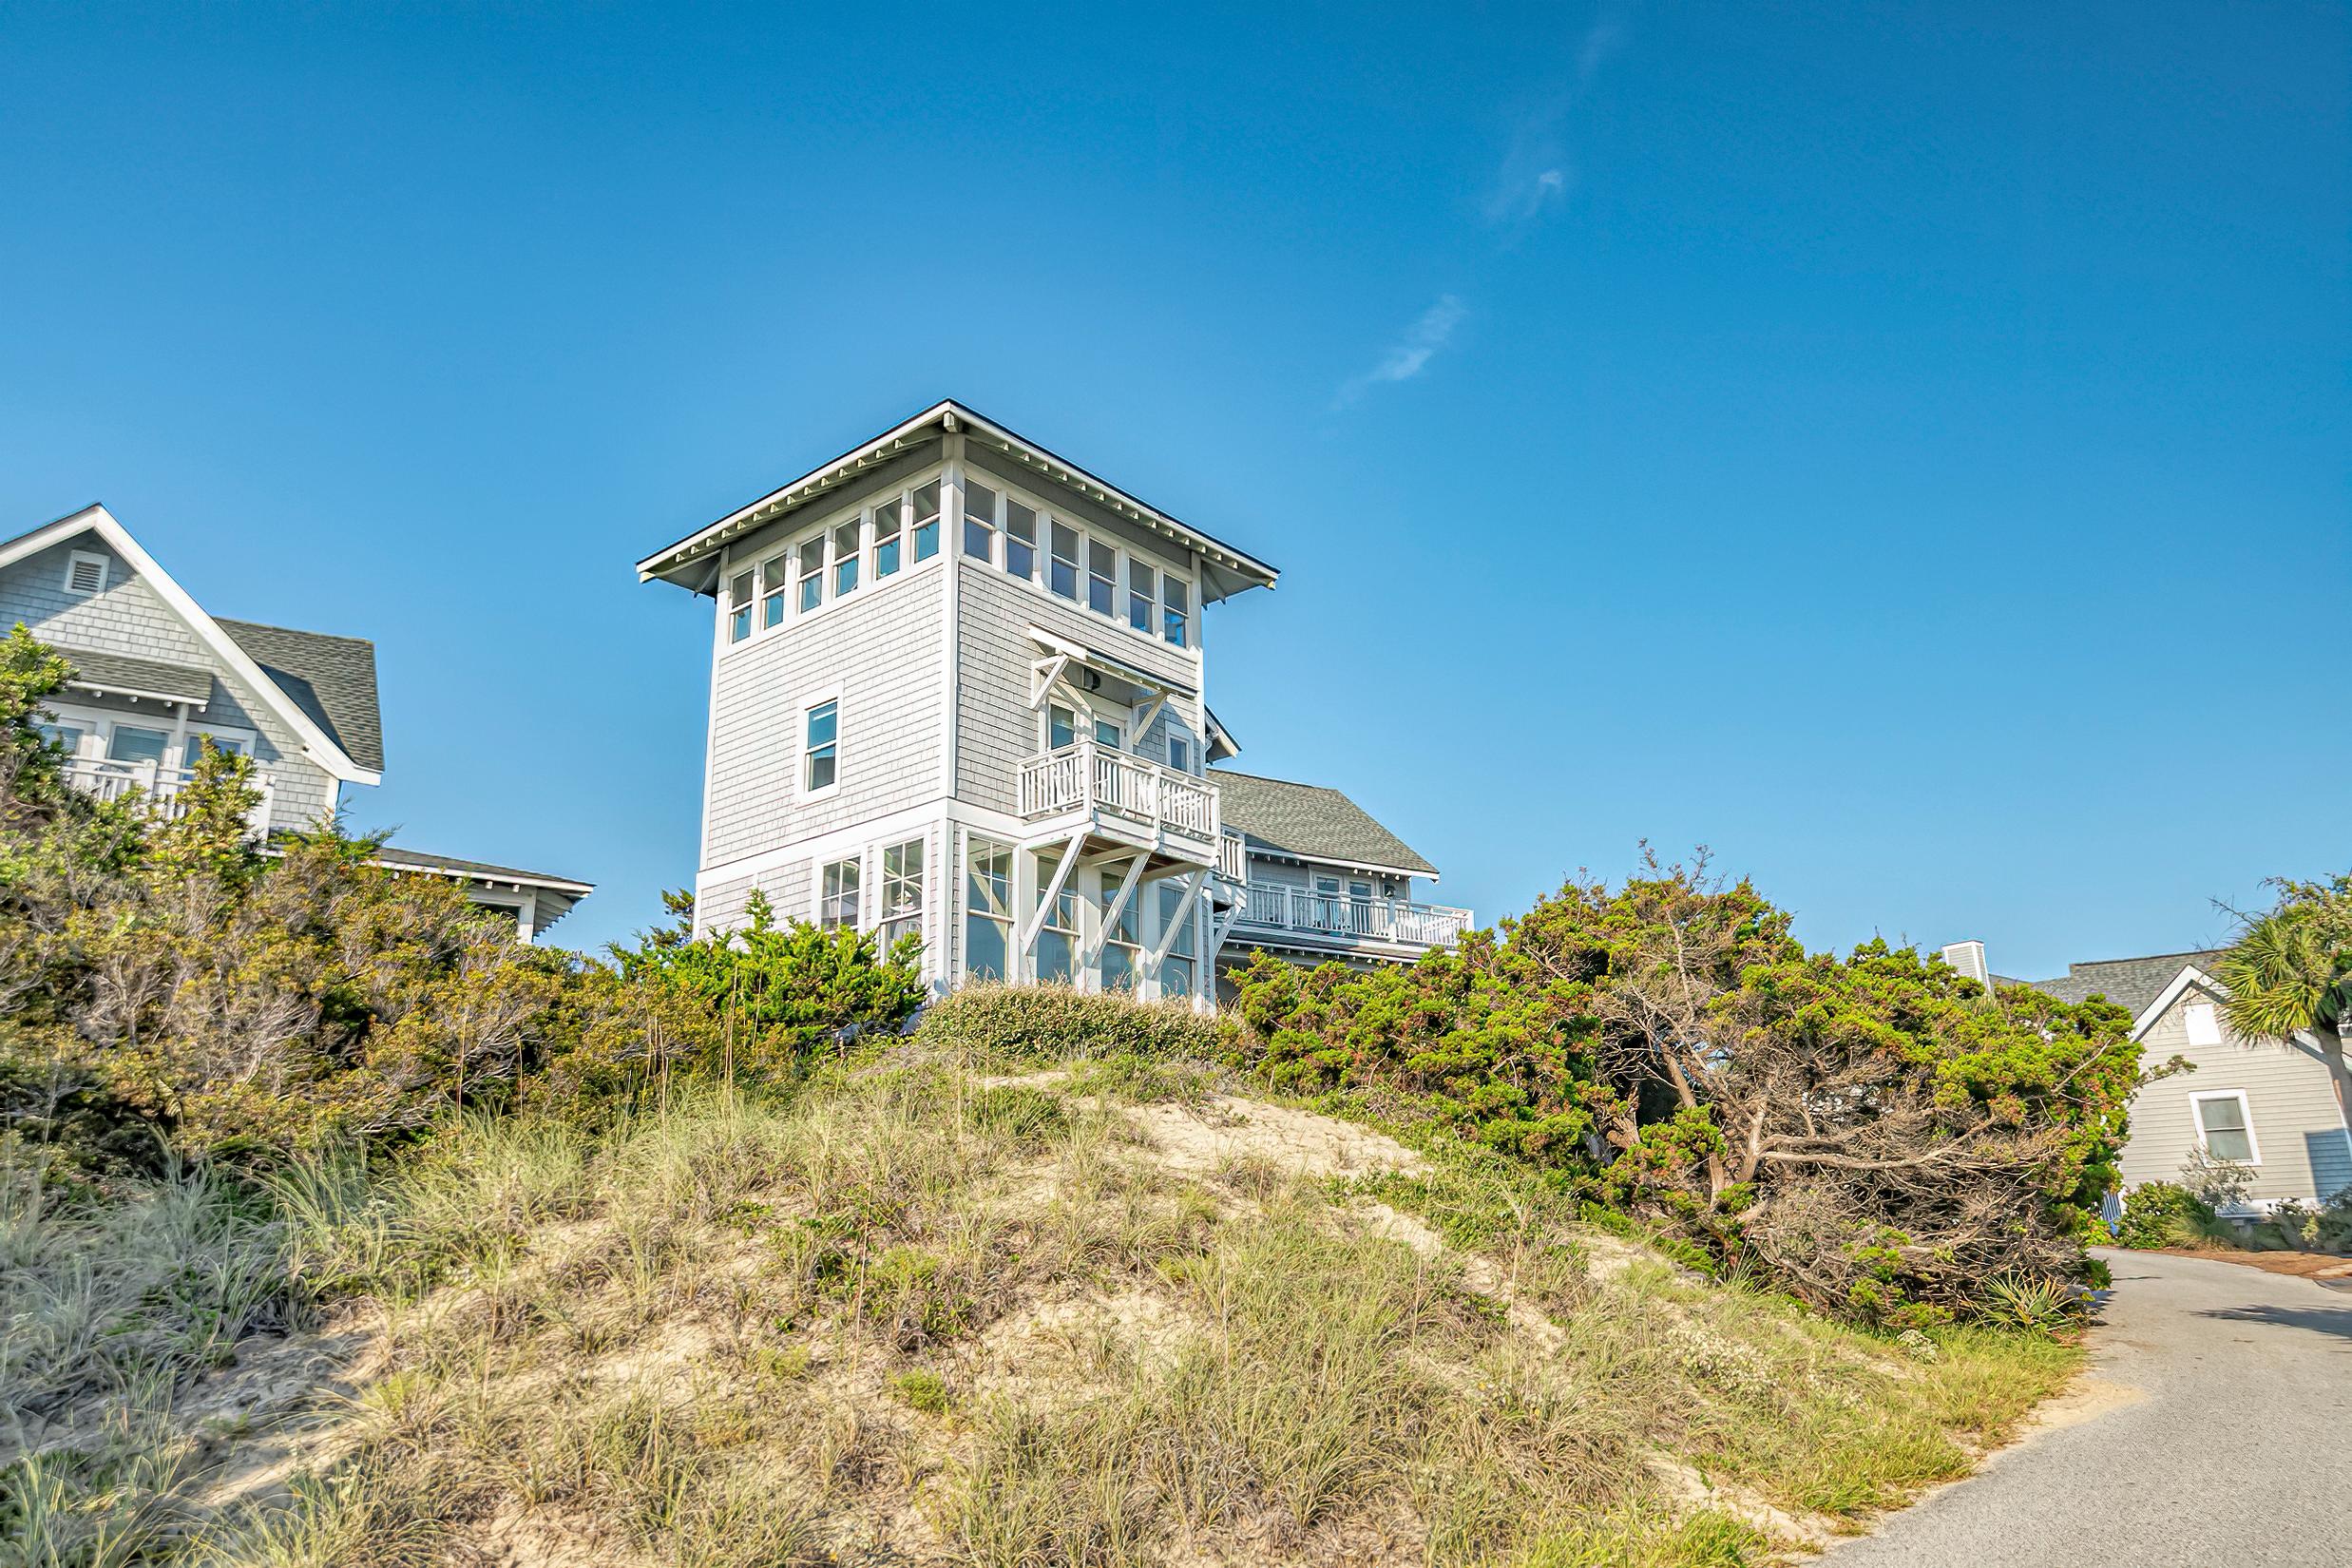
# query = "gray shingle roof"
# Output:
<box><xmin>2021</xmin><ymin>948</ymin><xmax>2227</xmax><ymax>1016</ymax></box>
<box><xmin>1212</xmin><ymin>769</ymin><xmax>1439</xmax><ymax>877</ymax></box>
<box><xmin>56</xmin><ymin>646</ymin><xmax>215</xmax><ymax>705</ymax></box>
<box><xmin>215</xmin><ymin>619</ymin><xmax>384</xmax><ymax>774</ymax></box>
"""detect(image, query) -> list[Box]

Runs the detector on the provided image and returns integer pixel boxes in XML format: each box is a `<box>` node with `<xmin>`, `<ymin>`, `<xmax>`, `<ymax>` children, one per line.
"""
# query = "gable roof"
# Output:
<box><xmin>0</xmin><ymin>506</ymin><xmax>382</xmax><ymax>785</ymax></box>
<box><xmin>2024</xmin><ymin>949</ymin><xmax>2228</xmax><ymax>1016</ymax></box>
<box><xmin>636</xmin><ymin>398</ymin><xmax>1281</xmax><ymax>604</ymax></box>
<box><xmin>1213</xmin><ymin>769</ymin><xmax>1439</xmax><ymax>879</ymax></box>
<box><xmin>215</xmin><ymin>619</ymin><xmax>384</xmax><ymax>774</ymax></box>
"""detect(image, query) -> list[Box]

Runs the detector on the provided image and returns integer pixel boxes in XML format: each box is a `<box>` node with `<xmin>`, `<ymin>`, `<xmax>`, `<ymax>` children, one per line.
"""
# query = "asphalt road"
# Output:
<box><xmin>1830</xmin><ymin>1248</ymin><xmax>2352</xmax><ymax>1567</ymax></box>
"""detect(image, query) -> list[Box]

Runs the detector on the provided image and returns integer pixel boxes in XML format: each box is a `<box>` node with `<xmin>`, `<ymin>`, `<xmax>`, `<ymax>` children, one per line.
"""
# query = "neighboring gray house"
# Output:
<box><xmin>639</xmin><ymin>399</ymin><xmax>1471</xmax><ymax>1006</ymax></box>
<box><xmin>0</xmin><ymin>505</ymin><xmax>592</xmax><ymax>941</ymax></box>
<box><xmin>1944</xmin><ymin>940</ymin><xmax>2352</xmax><ymax>1212</ymax></box>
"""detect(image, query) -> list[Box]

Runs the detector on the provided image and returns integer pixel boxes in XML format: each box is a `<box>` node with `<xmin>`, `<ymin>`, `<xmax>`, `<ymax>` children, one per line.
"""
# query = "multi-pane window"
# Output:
<box><xmin>1158</xmin><ymin>882</ymin><xmax>1196</xmax><ymax>1000</ymax></box>
<box><xmin>182</xmin><ymin>734</ymin><xmax>246</xmax><ymax>769</ymax></box>
<box><xmin>873</xmin><ymin>499</ymin><xmax>904</xmax><ymax>579</ymax></box>
<box><xmin>803</xmin><ymin>699</ymin><xmax>839</xmax><ymax>793</ymax></box>
<box><xmin>2193</xmin><ymin>1093</ymin><xmax>2256</xmax><ymax>1163</ymax></box>
<box><xmin>1049</xmin><ymin>521</ymin><xmax>1081</xmax><ymax>601</ymax></box>
<box><xmin>1162</xmin><ymin>577</ymin><xmax>1190</xmax><ymax>647</ymax></box>
<box><xmin>965</xmin><ymin>837</ymin><xmax>1012</xmax><ymax>981</ymax></box>
<box><xmin>832</xmin><ymin>518</ymin><xmax>862</xmax><ymax>597</ymax></box>
<box><xmin>728</xmin><ymin>569</ymin><xmax>755</xmax><ymax>642</ymax></box>
<box><xmin>1035</xmin><ymin>877</ymin><xmax>1078</xmax><ymax>984</ymax></box>
<box><xmin>796</xmin><ymin>532</ymin><xmax>825</xmax><ymax>613</ymax></box>
<box><xmin>1048</xmin><ymin>704</ymin><xmax>1079</xmax><ymax>751</ymax></box>
<box><xmin>880</xmin><ymin>838</ymin><xmax>924</xmax><ymax>950</ymax></box>
<box><xmin>1087</xmin><ymin>540</ymin><xmax>1118</xmax><ymax>616</ymax></box>
<box><xmin>820</xmin><ymin>856</ymin><xmax>861</xmax><ymax>929</ymax></box>
<box><xmin>1100</xmin><ymin>889</ymin><xmax>1141</xmax><ymax>992</ymax></box>
<box><xmin>760</xmin><ymin>553</ymin><xmax>788</xmax><ymax>629</ymax></box>
<box><xmin>911</xmin><ymin>480</ymin><xmax>942</xmax><ymax>561</ymax></box>
<box><xmin>965</xmin><ymin>480</ymin><xmax>998</xmax><ymax>562</ymax></box>
<box><xmin>1004</xmin><ymin>498</ymin><xmax>1038</xmax><ymax>582</ymax></box>
<box><xmin>1127</xmin><ymin>561</ymin><xmax>1156</xmax><ymax>634</ymax></box>
<box><xmin>107</xmin><ymin>725</ymin><xmax>170</xmax><ymax>765</ymax></box>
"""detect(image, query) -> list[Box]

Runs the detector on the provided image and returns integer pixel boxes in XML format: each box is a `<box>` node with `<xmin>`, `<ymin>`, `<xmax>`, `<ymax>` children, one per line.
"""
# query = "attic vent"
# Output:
<box><xmin>64</xmin><ymin>551</ymin><xmax>107</xmax><ymax>597</ymax></box>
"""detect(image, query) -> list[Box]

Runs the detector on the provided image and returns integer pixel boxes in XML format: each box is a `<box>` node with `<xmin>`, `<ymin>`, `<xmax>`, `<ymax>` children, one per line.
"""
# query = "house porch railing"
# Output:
<box><xmin>1232</xmin><ymin>882</ymin><xmax>1475</xmax><ymax>949</ymax></box>
<box><xmin>60</xmin><ymin>756</ymin><xmax>274</xmax><ymax>834</ymax></box>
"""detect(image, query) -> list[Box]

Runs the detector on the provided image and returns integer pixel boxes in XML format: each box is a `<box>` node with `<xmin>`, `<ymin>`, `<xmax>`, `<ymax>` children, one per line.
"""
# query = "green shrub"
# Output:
<box><xmin>913</xmin><ymin>983</ymin><xmax>1231</xmax><ymax>1064</ymax></box>
<box><xmin>2113</xmin><ymin>1181</ymin><xmax>2221</xmax><ymax>1250</ymax></box>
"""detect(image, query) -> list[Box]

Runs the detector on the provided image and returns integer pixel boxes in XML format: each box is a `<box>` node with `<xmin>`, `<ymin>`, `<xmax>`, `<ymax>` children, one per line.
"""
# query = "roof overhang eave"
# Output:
<box><xmin>635</xmin><ymin>400</ymin><xmax>1281</xmax><ymax>600</ymax></box>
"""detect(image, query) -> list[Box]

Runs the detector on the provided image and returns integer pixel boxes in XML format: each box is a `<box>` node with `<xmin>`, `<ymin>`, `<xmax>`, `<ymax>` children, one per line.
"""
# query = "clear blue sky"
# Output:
<box><xmin>4</xmin><ymin>3</ymin><xmax>2344</xmax><ymax>979</ymax></box>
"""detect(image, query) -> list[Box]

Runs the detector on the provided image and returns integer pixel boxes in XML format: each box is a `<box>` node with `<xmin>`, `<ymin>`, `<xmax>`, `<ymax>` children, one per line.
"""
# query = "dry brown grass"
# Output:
<box><xmin>4</xmin><ymin>1050</ymin><xmax>2080</xmax><ymax>1567</ymax></box>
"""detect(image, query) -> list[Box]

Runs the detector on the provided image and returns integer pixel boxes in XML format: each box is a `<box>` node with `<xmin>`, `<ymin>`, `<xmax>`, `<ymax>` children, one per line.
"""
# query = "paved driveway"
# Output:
<box><xmin>1830</xmin><ymin>1248</ymin><xmax>2352</xmax><ymax>1567</ymax></box>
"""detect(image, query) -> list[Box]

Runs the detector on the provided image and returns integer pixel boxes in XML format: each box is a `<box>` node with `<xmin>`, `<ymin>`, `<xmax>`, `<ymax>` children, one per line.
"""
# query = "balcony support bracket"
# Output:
<box><xmin>1080</xmin><ymin>851</ymin><xmax>1149</xmax><ymax>967</ymax></box>
<box><xmin>1146</xmin><ymin>869</ymin><xmax>1209</xmax><ymax>976</ymax></box>
<box><xmin>1016</xmin><ymin>829</ymin><xmax>1089</xmax><ymax>960</ymax></box>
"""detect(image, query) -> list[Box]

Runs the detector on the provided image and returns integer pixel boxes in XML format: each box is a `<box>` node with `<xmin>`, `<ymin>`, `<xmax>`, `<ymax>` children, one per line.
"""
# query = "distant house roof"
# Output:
<box><xmin>373</xmin><ymin>845</ymin><xmax>595</xmax><ymax>895</ymax></box>
<box><xmin>2022</xmin><ymin>949</ymin><xmax>2228</xmax><ymax>1015</ymax></box>
<box><xmin>216</xmin><ymin>619</ymin><xmax>385</xmax><ymax>774</ymax></box>
<box><xmin>1213</xmin><ymin>769</ymin><xmax>1439</xmax><ymax>879</ymax></box>
<box><xmin>54</xmin><ymin>646</ymin><xmax>216</xmax><ymax>706</ymax></box>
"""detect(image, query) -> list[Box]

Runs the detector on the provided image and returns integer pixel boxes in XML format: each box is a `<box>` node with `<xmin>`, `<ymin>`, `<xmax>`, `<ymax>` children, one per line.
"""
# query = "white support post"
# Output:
<box><xmin>1146</xmin><ymin>869</ymin><xmax>1207</xmax><ymax>972</ymax></box>
<box><xmin>515</xmin><ymin>891</ymin><xmax>539</xmax><ymax>945</ymax></box>
<box><xmin>1016</xmin><ymin>829</ymin><xmax>1088</xmax><ymax>958</ymax></box>
<box><xmin>1081</xmin><ymin>853</ymin><xmax>1149</xmax><ymax>967</ymax></box>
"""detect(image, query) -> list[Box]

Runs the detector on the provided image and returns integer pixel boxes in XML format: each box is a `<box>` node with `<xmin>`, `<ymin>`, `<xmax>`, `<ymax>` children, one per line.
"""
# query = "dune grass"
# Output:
<box><xmin>2</xmin><ymin>1047</ymin><xmax>2081</xmax><ymax>1567</ymax></box>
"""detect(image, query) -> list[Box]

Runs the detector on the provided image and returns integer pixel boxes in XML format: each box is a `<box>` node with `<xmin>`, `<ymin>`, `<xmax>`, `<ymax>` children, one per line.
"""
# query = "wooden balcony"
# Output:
<box><xmin>1229</xmin><ymin>882</ymin><xmax>1475</xmax><ymax>954</ymax></box>
<box><xmin>61</xmin><ymin>756</ymin><xmax>274</xmax><ymax>834</ymax></box>
<box><xmin>1015</xmin><ymin>741</ymin><xmax>1221</xmax><ymax>870</ymax></box>
<box><xmin>1215</xmin><ymin>827</ymin><xmax>1248</xmax><ymax>884</ymax></box>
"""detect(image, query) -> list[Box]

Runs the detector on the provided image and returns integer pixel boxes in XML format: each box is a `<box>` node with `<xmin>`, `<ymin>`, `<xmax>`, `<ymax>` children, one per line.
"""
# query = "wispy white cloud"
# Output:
<box><xmin>1482</xmin><ymin>14</ymin><xmax>1624</xmax><ymax>224</ymax></box>
<box><xmin>1334</xmin><ymin>296</ymin><xmax>1468</xmax><ymax>409</ymax></box>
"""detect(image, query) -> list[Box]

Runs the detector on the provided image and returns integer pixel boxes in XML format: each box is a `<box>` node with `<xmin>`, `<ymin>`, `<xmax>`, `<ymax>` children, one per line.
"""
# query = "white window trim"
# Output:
<box><xmin>2189</xmin><ymin>1088</ymin><xmax>2262</xmax><ymax>1166</ymax></box>
<box><xmin>64</xmin><ymin>549</ymin><xmax>109</xmax><ymax>597</ymax></box>
<box><xmin>713</xmin><ymin>468</ymin><xmax>953</xmax><ymax>658</ymax></box>
<box><xmin>962</xmin><ymin>462</ymin><xmax>1201</xmax><ymax>659</ymax></box>
<box><xmin>796</xmin><ymin>684</ymin><xmax>845</xmax><ymax>803</ymax></box>
<box><xmin>814</xmin><ymin>850</ymin><xmax>865</xmax><ymax>930</ymax></box>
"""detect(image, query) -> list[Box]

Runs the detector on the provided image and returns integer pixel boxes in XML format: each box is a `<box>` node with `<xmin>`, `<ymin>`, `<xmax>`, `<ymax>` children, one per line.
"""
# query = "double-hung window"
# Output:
<box><xmin>1161</xmin><ymin>577</ymin><xmax>1190</xmax><ymax>648</ymax></box>
<box><xmin>819</xmin><ymin>856</ymin><xmax>861</xmax><ymax>929</ymax></box>
<box><xmin>1093</xmin><ymin>717</ymin><xmax>1121</xmax><ymax>750</ymax></box>
<box><xmin>1168</xmin><ymin>736</ymin><xmax>1190</xmax><ymax>773</ymax></box>
<box><xmin>1004</xmin><ymin>498</ymin><xmax>1038</xmax><ymax>582</ymax></box>
<box><xmin>880</xmin><ymin>838</ymin><xmax>924</xmax><ymax>949</ymax></box>
<box><xmin>803</xmin><ymin>698</ymin><xmax>839</xmax><ymax>794</ymax></box>
<box><xmin>832</xmin><ymin>518</ymin><xmax>862</xmax><ymax>597</ymax></box>
<box><xmin>760</xmin><ymin>553</ymin><xmax>788</xmax><ymax>629</ymax></box>
<box><xmin>1048</xmin><ymin>521</ymin><xmax>1081</xmax><ymax>601</ymax></box>
<box><xmin>1100</xmin><ymin>891</ymin><xmax>1140</xmax><ymax>992</ymax></box>
<box><xmin>1035</xmin><ymin>876</ymin><xmax>1078</xmax><ymax>984</ymax></box>
<box><xmin>965</xmin><ymin>480</ymin><xmax>998</xmax><ymax>562</ymax></box>
<box><xmin>1087</xmin><ymin>540</ymin><xmax>1118</xmax><ymax>616</ymax></box>
<box><xmin>1048</xmin><ymin>704</ymin><xmax>1079</xmax><ymax>752</ymax></box>
<box><xmin>728</xmin><ymin>568</ymin><xmax>755</xmax><ymax>642</ymax></box>
<box><xmin>2192</xmin><ymin>1092</ymin><xmax>2257</xmax><ymax>1164</ymax></box>
<box><xmin>1157</xmin><ymin>882</ymin><xmax>1196</xmax><ymax>1000</ymax></box>
<box><xmin>873</xmin><ymin>499</ymin><xmax>904</xmax><ymax>579</ymax></box>
<box><xmin>1127</xmin><ymin>561</ymin><xmax>1156</xmax><ymax>634</ymax></box>
<box><xmin>911</xmin><ymin>480</ymin><xmax>942</xmax><ymax>561</ymax></box>
<box><xmin>796</xmin><ymin>533</ymin><xmax>825</xmax><ymax>613</ymax></box>
<box><xmin>965</xmin><ymin>837</ymin><xmax>1012</xmax><ymax>981</ymax></box>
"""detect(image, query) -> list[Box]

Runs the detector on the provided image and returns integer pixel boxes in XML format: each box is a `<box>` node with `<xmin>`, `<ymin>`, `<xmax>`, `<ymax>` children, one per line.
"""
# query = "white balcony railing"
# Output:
<box><xmin>1016</xmin><ymin>741</ymin><xmax>1219</xmax><ymax>843</ymax></box>
<box><xmin>1216</xmin><ymin>827</ymin><xmax>1248</xmax><ymax>883</ymax></box>
<box><xmin>61</xmin><ymin>757</ymin><xmax>273</xmax><ymax>834</ymax></box>
<box><xmin>1233</xmin><ymin>882</ymin><xmax>1475</xmax><ymax>949</ymax></box>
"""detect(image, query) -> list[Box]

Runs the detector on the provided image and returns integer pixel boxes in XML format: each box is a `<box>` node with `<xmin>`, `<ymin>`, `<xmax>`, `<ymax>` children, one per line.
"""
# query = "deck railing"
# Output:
<box><xmin>1017</xmin><ymin>741</ymin><xmax>1219</xmax><ymax>843</ymax></box>
<box><xmin>1233</xmin><ymin>882</ymin><xmax>1475</xmax><ymax>948</ymax></box>
<box><xmin>1216</xmin><ymin>828</ymin><xmax>1249</xmax><ymax>883</ymax></box>
<box><xmin>61</xmin><ymin>757</ymin><xmax>274</xmax><ymax>833</ymax></box>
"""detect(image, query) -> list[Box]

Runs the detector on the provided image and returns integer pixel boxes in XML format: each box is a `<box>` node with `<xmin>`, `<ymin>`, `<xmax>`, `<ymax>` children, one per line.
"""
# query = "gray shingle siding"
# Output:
<box><xmin>0</xmin><ymin>540</ymin><xmax>207</xmax><ymax>664</ymax></box>
<box><xmin>702</xmin><ymin>565</ymin><xmax>945</xmax><ymax>870</ymax></box>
